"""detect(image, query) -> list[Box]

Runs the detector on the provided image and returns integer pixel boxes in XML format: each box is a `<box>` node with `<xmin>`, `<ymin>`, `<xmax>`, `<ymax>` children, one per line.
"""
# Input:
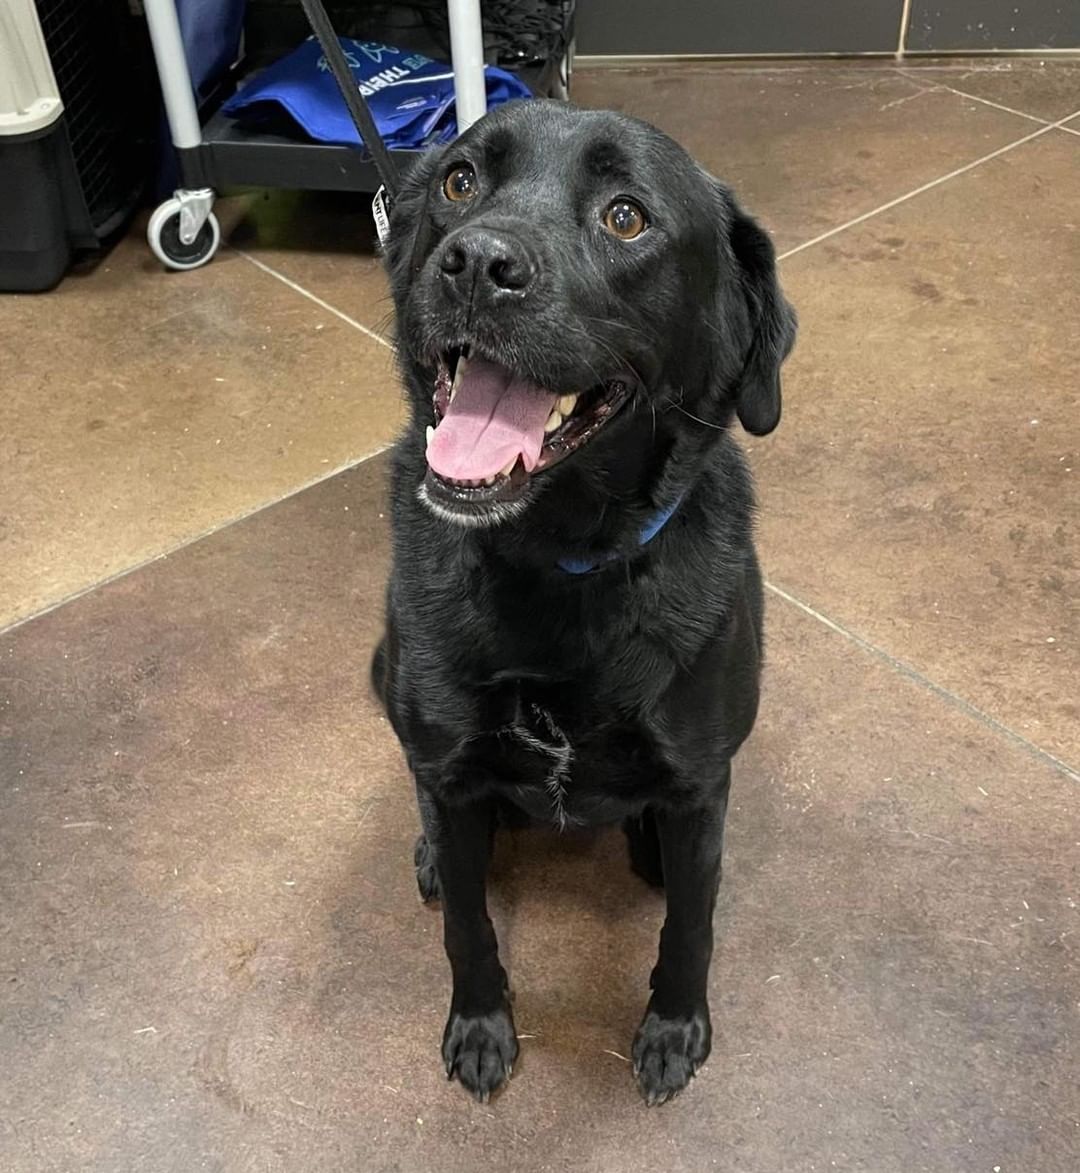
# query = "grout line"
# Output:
<box><xmin>901</xmin><ymin>48</ymin><xmax>1080</xmax><ymax>57</ymax></box>
<box><xmin>0</xmin><ymin>444</ymin><xmax>393</xmax><ymax>640</ymax></box>
<box><xmin>576</xmin><ymin>52</ymin><xmax>899</xmax><ymax>65</ymax></box>
<box><xmin>764</xmin><ymin>580</ymin><xmax>1080</xmax><ymax>785</ymax></box>
<box><xmin>917</xmin><ymin>81</ymin><xmax>1052</xmax><ymax>125</ymax></box>
<box><xmin>232</xmin><ymin>248</ymin><xmax>395</xmax><ymax>351</ymax></box>
<box><xmin>894</xmin><ymin>64</ymin><xmax>1080</xmax><ymax>127</ymax></box>
<box><xmin>575</xmin><ymin>49</ymin><xmax>1080</xmax><ymax>64</ymax></box>
<box><xmin>778</xmin><ymin>121</ymin><xmax>1056</xmax><ymax>260</ymax></box>
<box><xmin>896</xmin><ymin>0</ymin><xmax>913</xmax><ymax>60</ymax></box>
<box><xmin>1058</xmin><ymin>121</ymin><xmax>1080</xmax><ymax>137</ymax></box>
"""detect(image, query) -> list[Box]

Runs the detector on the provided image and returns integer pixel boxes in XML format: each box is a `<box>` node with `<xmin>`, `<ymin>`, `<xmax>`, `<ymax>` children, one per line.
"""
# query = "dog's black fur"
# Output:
<box><xmin>372</xmin><ymin>101</ymin><xmax>795</xmax><ymax>1104</ymax></box>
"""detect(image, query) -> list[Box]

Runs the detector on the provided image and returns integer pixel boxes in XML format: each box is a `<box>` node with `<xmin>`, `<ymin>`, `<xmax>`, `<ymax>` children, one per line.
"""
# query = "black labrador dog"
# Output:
<box><xmin>372</xmin><ymin>99</ymin><xmax>795</xmax><ymax>1105</ymax></box>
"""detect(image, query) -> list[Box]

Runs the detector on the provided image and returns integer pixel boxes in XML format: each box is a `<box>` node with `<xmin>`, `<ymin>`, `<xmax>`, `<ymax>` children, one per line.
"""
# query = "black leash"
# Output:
<box><xmin>297</xmin><ymin>0</ymin><xmax>400</xmax><ymax>231</ymax></box>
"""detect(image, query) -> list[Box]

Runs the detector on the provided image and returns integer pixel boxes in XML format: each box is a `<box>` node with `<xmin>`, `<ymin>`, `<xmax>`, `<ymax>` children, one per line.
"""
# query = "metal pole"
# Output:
<box><xmin>446</xmin><ymin>0</ymin><xmax>488</xmax><ymax>132</ymax></box>
<box><xmin>143</xmin><ymin>0</ymin><xmax>202</xmax><ymax>149</ymax></box>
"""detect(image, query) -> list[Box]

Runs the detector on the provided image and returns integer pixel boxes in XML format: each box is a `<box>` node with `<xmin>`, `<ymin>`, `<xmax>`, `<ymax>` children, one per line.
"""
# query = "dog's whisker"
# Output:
<box><xmin>666</xmin><ymin>399</ymin><xmax>726</xmax><ymax>430</ymax></box>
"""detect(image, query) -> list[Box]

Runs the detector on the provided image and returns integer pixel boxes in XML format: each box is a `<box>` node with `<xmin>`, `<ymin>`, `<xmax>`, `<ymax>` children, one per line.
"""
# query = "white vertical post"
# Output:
<box><xmin>447</xmin><ymin>0</ymin><xmax>487</xmax><ymax>132</ymax></box>
<box><xmin>143</xmin><ymin>0</ymin><xmax>202</xmax><ymax>149</ymax></box>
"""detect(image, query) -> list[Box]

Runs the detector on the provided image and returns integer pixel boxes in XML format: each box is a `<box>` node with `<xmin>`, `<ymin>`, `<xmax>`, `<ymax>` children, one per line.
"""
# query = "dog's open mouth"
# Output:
<box><xmin>424</xmin><ymin>348</ymin><xmax>632</xmax><ymax>506</ymax></box>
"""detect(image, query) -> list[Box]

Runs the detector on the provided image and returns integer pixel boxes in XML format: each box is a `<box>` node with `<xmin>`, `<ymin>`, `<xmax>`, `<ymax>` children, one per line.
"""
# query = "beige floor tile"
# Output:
<box><xmin>570</xmin><ymin>63</ymin><xmax>1041</xmax><ymax>252</ymax></box>
<box><xmin>749</xmin><ymin>132</ymin><xmax>1080</xmax><ymax>761</ymax></box>
<box><xmin>0</xmin><ymin>232</ymin><xmax>402</xmax><ymax>630</ymax></box>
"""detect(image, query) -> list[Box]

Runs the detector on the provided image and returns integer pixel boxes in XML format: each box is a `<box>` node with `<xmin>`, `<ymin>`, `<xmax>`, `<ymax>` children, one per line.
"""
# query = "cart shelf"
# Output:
<box><xmin>190</xmin><ymin>104</ymin><xmax>424</xmax><ymax>192</ymax></box>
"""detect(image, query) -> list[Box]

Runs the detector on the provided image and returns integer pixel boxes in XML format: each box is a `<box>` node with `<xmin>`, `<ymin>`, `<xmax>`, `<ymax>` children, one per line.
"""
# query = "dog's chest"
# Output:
<box><xmin>457</xmin><ymin>679</ymin><xmax>676</xmax><ymax>827</ymax></box>
<box><xmin>503</xmin><ymin>700</ymin><xmax>576</xmax><ymax>827</ymax></box>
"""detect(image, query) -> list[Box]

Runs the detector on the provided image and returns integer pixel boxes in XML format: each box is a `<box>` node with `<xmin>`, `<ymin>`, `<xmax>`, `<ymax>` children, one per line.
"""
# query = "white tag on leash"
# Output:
<box><xmin>372</xmin><ymin>185</ymin><xmax>392</xmax><ymax>247</ymax></box>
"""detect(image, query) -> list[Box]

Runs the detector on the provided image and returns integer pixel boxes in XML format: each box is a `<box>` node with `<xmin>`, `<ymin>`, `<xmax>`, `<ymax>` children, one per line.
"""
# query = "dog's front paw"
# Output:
<box><xmin>442</xmin><ymin>1005</ymin><xmax>518</xmax><ymax>1102</ymax></box>
<box><xmin>631</xmin><ymin>1005</ymin><xmax>711</xmax><ymax>1106</ymax></box>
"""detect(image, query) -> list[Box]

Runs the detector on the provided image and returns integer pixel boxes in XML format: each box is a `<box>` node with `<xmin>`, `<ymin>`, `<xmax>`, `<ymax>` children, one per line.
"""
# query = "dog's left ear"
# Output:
<box><xmin>720</xmin><ymin>191</ymin><xmax>797</xmax><ymax>436</ymax></box>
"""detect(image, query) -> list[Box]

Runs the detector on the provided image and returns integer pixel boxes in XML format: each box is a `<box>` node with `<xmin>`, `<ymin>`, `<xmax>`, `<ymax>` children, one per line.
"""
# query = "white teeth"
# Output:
<box><xmin>556</xmin><ymin>394</ymin><xmax>578</xmax><ymax>416</ymax></box>
<box><xmin>544</xmin><ymin>410</ymin><xmax>563</xmax><ymax>434</ymax></box>
<box><xmin>498</xmin><ymin>457</ymin><xmax>517</xmax><ymax>478</ymax></box>
<box><xmin>450</xmin><ymin>354</ymin><xmax>469</xmax><ymax>402</ymax></box>
<box><xmin>425</xmin><ymin>425</ymin><xmax>435</xmax><ymax>445</ymax></box>
<box><xmin>483</xmin><ymin>475</ymin><xmax>495</xmax><ymax>486</ymax></box>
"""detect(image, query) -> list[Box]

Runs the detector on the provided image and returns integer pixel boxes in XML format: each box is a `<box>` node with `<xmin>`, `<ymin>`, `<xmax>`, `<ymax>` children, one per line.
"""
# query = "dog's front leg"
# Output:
<box><xmin>632</xmin><ymin>766</ymin><xmax>731</xmax><ymax>1105</ymax></box>
<box><xmin>420</xmin><ymin>789</ymin><xmax>518</xmax><ymax>1101</ymax></box>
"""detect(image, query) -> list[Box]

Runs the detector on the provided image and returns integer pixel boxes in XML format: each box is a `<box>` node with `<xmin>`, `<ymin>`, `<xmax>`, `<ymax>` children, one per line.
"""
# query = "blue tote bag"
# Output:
<box><xmin>223</xmin><ymin>38</ymin><xmax>532</xmax><ymax>150</ymax></box>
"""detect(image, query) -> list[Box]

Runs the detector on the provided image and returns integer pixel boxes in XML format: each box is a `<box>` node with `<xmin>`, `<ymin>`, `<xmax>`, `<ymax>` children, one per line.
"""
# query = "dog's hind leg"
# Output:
<box><xmin>414</xmin><ymin>785</ymin><xmax>442</xmax><ymax>903</ymax></box>
<box><xmin>624</xmin><ymin>809</ymin><xmax>665</xmax><ymax>888</ymax></box>
<box><xmin>414</xmin><ymin>785</ymin><xmax>502</xmax><ymax>903</ymax></box>
<box><xmin>370</xmin><ymin>637</ymin><xmax>388</xmax><ymax>708</ymax></box>
<box><xmin>414</xmin><ymin>833</ymin><xmax>441</xmax><ymax>903</ymax></box>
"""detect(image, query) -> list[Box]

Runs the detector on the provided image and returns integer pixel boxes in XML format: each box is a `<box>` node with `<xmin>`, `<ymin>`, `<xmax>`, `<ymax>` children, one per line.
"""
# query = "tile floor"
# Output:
<box><xmin>1</xmin><ymin>60</ymin><xmax>1078</xmax><ymax>1173</ymax></box>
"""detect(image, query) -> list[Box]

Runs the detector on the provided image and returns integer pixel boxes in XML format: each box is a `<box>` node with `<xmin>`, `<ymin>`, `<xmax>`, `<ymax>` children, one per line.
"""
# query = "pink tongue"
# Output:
<box><xmin>426</xmin><ymin>358</ymin><xmax>558</xmax><ymax>481</ymax></box>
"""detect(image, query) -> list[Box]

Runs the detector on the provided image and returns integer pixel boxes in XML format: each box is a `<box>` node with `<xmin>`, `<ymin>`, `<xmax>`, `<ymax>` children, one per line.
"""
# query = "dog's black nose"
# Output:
<box><xmin>438</xmin><ymin>228</ymin><xmax>537</xmax><ymax>299</ymax></box>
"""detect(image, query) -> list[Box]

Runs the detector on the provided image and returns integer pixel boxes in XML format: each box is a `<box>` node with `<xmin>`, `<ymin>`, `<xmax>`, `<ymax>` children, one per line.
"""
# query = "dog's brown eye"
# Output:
<box><xmin>444</xmin><ymin>165</ymin><xmax>478</xmax><ymax>202</ymax></box>
<box><xmin>603</xmin><ymin>199</ymin><xmax>647</xmax><ymax>241</ymax></box>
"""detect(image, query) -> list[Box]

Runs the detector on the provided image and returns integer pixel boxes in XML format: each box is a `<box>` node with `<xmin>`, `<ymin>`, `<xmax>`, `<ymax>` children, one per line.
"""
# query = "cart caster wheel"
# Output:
<box><xmin>148</xmin><ymin>199</ymin><xmax>221</xmax><ymax>271</ymax></box>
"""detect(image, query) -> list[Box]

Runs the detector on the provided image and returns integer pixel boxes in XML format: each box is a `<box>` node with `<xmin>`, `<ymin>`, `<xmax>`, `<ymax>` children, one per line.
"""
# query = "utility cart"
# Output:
<box><xmin>142</xmin><ymin>0</ymin><xmax>572</xmax><ymax>271</ymax></box>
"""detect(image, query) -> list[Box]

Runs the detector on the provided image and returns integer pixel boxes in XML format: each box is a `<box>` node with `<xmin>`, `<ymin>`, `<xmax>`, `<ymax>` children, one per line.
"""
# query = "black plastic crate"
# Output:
<box><xmin>0</xmin><ymin>1</ymin><xmax>155</xmax><ymax>291</ymax></box>
<box><xmin>37</xmin><ymin>0</ymin><xmax>156</xmax><ymax>235</ymax></box>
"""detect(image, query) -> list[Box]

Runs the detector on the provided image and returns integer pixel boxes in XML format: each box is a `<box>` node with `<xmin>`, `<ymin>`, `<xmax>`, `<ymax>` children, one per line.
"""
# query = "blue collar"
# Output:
<box><xmin>557</xmin><ymin>492</ymin><xmax>686</xmax><ymax>575</ymax></box>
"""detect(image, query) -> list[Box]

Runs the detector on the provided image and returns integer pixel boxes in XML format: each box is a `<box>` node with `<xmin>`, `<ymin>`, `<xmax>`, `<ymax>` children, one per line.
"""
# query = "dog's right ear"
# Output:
<box><xmin>718</xmin><ymin>189</ymin><xmax>797</xmax><ymax>436</ymax></box>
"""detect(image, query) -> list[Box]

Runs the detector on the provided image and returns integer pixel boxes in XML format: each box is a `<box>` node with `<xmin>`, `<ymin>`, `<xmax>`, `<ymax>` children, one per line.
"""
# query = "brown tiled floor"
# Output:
<box><xmin>755</xmin><ymin>130</ymin><xmax>1080</xmax><ymax>761</ymax></box>
<box><xmin>1</xmin><ymin>60</ymin><xmax>1079</xmax><ymax>1173</ymax></box>
<box><xmin>898</xmin><ymin>58</ymin><xmax>1080</xmax><ymax>122</ymax></box>
<box><xmin>0</xmin><ymin>232</ymin><xmax>401</xmax><ymax>629</ymax></box>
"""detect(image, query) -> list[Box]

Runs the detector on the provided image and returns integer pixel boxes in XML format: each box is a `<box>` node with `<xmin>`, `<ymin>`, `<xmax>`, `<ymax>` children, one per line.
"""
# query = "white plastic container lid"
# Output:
<box><xmin>0</xmin><ymin>0</ymin><xmax>64</xmax><ymax>136</ymax></box>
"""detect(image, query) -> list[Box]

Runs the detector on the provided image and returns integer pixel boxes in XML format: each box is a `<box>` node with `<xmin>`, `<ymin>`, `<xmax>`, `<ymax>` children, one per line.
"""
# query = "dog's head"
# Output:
<box><xmin>384</xmin><ymin>100</ymin><xmax>795</xmax><ymax>528</ymax></box>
